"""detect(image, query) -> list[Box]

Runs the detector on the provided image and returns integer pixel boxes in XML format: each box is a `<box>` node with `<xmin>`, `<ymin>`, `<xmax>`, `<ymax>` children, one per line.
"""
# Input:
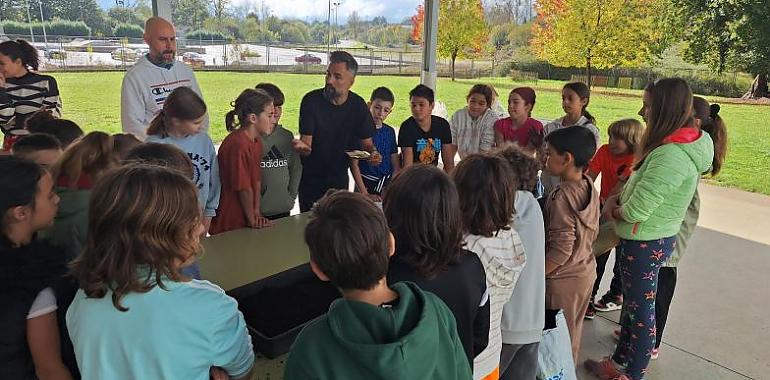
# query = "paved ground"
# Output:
<box><xmin>274</xmin><ymin>180</ymin><xmax>770</xmax><ymax>380</ymax></box>
<box><xmin>579</xmin><ymin>183</ymin><xmax>770</xmax><ymax>380</ymax></box>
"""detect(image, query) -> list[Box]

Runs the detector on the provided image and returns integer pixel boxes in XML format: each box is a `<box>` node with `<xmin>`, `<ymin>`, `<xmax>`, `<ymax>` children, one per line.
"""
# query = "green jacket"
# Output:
<box><xmin>40</xmin><ymin>187</ymin><xmax>89</xmax><ymax>261</ymax></box>
<box><xmin>666</xmin><ymin>189</ymin><xmax>701</xmax><ymax>267</ymax></box>
<box><xmin>616</xmin><ymin>132</ymin><xmax>713</xmax><ymax>241</ymax></box>
<box><xmin>284</xmin><ymin>281</ymin><xmax>472</xmax><ymax>380</ymax></box>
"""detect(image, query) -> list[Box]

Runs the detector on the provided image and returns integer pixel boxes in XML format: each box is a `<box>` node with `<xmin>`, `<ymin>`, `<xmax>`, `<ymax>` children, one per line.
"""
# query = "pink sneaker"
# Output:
<box><xmin>584</xmin><ymin>358</ymin><xmax>630</xmax><ymax>380</ymax></box>
<box><xmin>651</xmin><ymin>347</ymin><xmax>659</xmax><ymax>360</ymax></box>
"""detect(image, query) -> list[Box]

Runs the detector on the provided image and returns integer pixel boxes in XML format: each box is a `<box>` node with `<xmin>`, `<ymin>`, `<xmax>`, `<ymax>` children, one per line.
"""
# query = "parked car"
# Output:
<box><xmin>111</xmin><ymin>48</ymin><xmax>138</xmax><ymax>62</ymax></box>
<box><xmin>295</xmin><ymin>53</ymin><xmax>322</xmax><ymax>64</ymax></box>
<box><xmin>182</xmin><ymin>52</ymin><xmax>206</xmax><ymax>66</ymax></box>
<box><xmin>43</xmin><ymin>48</ymin><xmax>67</xmax><ymax>60</ymax></box>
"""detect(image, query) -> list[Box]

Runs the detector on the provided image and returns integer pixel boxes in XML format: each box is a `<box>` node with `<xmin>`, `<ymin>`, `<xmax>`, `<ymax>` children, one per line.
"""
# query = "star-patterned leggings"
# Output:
<box><xmin>611</xmin><ymin>236</ymin><xmax>675</xmax><ymax>379</ymax></box>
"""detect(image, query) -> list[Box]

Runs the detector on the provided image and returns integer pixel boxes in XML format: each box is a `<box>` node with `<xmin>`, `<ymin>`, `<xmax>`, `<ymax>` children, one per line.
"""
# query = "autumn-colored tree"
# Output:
<box><xmin>410</xmin><ymin>4</ymin><xmax>424</xmax><ymax>44</ymax></box>
<box><xmin>532</xmin><ymin>0</ymin><xmax>661</xmax><ymax>86</ymax></box>
<box><xmin>438</xmin><ymin>0</ymin><xmax>489</xmax><ymax>81</ymax></box>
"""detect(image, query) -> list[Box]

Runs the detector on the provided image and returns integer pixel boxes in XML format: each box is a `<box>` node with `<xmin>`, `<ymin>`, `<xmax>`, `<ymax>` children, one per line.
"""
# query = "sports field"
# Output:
<box><xmin>50</xmin><ymin>71</ymin><xmax>770</xmax><ymax>195</ymax></box>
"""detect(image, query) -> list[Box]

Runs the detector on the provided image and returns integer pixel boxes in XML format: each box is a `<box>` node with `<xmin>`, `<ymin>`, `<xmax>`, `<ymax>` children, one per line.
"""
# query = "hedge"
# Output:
<box><xmin>113</xmin><ymin>23</ymin><xmax>143</xmax><ymax>38</ymax></box>
<box><xmin>185</xmin><ymin>29</ymin><xmax>229</xmax><ymax>41</ymax></box>
<box><xmin>0</xmin><ymin>20</ymin><xmax>91</xmax><ymax>37</ymax></box>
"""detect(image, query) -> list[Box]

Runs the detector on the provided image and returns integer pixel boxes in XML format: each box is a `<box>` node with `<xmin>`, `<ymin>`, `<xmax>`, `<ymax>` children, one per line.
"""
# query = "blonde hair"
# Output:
<box><xmin>53</xmin><ymin>131</ymin><xmax>118</xmax><ymax>188</ymax></box>
<box><xmin>608</xmin><ymin>119</ymin><xmax>645</xmax><ymax>154</ymax></box>
<box><xmin>70</xmin><ymin>164</ymin><xmax>202</xmax><ymax>311</ymax></box>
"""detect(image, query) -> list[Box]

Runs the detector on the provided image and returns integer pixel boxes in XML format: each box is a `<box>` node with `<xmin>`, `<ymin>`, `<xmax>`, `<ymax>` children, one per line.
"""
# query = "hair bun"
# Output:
<box><xmin>710</xmin><ymin>104</ymin><xmax>720</xmax><ymax>118</ymax></box>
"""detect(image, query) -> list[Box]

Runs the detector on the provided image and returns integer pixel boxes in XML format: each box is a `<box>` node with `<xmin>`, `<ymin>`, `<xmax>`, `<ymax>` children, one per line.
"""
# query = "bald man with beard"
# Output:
<box><xmin>120</xmin><ymin>17</ymin><xmax>209</xmax><ymax>140</ymax></box>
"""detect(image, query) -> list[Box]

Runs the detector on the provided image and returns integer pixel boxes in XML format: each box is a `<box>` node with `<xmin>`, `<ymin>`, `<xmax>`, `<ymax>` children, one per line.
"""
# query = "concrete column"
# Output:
<box><xmin>421</xmin><ymin>0</ymin><xmax>439</xmax><ymax>91</ymax></box>
<box><xmin>151</xmin><ymin>0</ymin><xmax>173</xmax><ymax>21</ymax></box>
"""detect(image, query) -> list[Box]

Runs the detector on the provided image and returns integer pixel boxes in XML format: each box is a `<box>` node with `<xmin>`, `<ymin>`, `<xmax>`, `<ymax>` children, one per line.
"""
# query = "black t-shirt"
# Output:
<box><xmin>387</xmin><ymin>250</ymin><xmax>490</xmax><ymax>365</ymax></box>
<box><xmin>397</xmin><ymin>115</ymin><xmax>453</xmax><ymax>166</ymax></box>
<box><xmin>299</xmin><ymin>89</ymin><xmax>374</xmax><ymax>179</ymax></box>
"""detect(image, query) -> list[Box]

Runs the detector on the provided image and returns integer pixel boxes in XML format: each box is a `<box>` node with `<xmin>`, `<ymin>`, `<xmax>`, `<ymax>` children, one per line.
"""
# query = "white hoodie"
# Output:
<box><xmin>466</xmin><ymin>227</ymin><xmax>526</xmax><ymax>379</ymax></box>
<box><xmin>501</xmin><ymin>190</ymin><xmax>546</xmax><ymax>345</ymax></box>
<box><xmin>120</xmin><ymin>55</ymin><xmax>209</xmax><ymax>140</ymax></box>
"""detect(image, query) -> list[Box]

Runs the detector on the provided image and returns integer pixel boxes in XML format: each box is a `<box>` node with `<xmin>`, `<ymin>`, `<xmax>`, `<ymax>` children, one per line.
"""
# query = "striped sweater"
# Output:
<box><xmin>0</xmin><ymin>72</ymin><xmax>61</xmax><ymax>132</ymax></box>
<box><xmin>466</xmin><ymin>228</ymin><xmax>527</xmax><ymax>380</ymax></box>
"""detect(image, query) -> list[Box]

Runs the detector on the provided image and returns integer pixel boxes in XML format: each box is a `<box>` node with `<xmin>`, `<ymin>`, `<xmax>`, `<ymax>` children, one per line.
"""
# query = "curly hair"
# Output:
<box><xmin>497</xmin><ymin>145</ymin><xmax>542</xmax><ymax>191</ymax></box>
<box><xmin>70</xmin><ymin>164</ymin><xmax>203</xmax><ymax>311</ymax></box>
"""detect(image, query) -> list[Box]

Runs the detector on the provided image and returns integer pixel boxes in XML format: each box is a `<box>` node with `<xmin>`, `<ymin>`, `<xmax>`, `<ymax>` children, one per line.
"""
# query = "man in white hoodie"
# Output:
<box><xmin>120</xmin><ymin>17</ymin><xmax>208</xmax><ymax>140</ymax></box>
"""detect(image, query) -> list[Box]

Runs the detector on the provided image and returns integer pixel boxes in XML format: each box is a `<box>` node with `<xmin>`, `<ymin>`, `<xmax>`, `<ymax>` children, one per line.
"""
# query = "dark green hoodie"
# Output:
<box><xmin>284</xmin><ymin>281</ymin><xmax>472</xmax><ymax>380</ymax></box>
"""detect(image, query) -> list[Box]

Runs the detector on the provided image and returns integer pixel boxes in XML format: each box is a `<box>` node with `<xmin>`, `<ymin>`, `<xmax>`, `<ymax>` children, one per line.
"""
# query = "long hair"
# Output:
<box><xmin>225</xmin><ymin>89</ymin><xmax>273</xmax><ymax>132</ymax></box>
<box><xmin>635</xmin><ymin>78</ymin><xmax>694</xmax><ymax>170</ymax></box>
<box><xmin>383</xmin><ymin>165</ymin><xmax>465</xmax><ymax>279</ymax></box>
<box><xmin>53</xmin><ymin>132</ymin><xmax>118</xmax><ymax>188</ymax></box>
<box><xmin>70</xmin><ymin>164</ymin><xmax>202</xmax><ymax>311</ymax></box>
<box><xmin>563</xmin><ymin>82</ymin><xmax>595</xmax><ymax>124</ymax></box>
<box><xmin>453</xmin><ymin>154</ymin><xmax>516</xmax><ymax>237</ymax></box>
<box><xmin>147</xmin><ymin>87</ymin><xmax>207</xmax><ymax>137</ymax></box>
<box><xmin>0</xmin><ymin>39</ymin><xmax>40</xmax><ymax>71</ymax></box>
<box><xmin>693</xmin><ymin>96</ymin><xmax>727</xmax><ymax>176</ymax></box>
<box><xmin>0</xmin><ymin>156</ymin><xmax>45</xmax><ymax>248</ymax></box>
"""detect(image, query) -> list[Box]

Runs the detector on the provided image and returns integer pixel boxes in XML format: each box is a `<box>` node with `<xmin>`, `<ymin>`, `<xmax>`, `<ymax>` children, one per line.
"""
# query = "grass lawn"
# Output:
<box><xmin>50</xmin><ymin>71</ymin><xmax>770</xmax><ymax>195</ymax></box>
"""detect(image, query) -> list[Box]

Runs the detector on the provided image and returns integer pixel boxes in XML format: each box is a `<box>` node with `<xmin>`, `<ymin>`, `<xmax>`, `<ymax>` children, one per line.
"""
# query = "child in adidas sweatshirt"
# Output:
<box><xmin>255</xmin><ymin>83</ymin><xmax>302</xmax><ymax>219</ymax></box>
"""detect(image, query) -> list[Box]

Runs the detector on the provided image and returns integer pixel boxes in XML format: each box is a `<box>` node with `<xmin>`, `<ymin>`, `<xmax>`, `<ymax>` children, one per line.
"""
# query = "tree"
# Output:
<box><xmin>347</xmin><ymin>11</ymin><xmax>363</xmax><ymax>39</ymax></box>
<box><xmin>171</xmin><ymin>0</ymin><xmax>209</xmax><ymax>30</ymax></box>
<box><xmin>734</xmin><ymin>0</ymin><xmax>770</xmax><ymax>81</ymax></box>
<box><xmin>371</xmin><ymin>16</ymin><xmax>387</xmax><ymax>26</ymax></box>
<box><xmin>673</xmin><ymin>0</ymin><xmax>769</xmax><ymax>96</ymax></box>
<box><xmin>437</xmin><ymin>0</ymin><xmax>489</xmax><ymax>81</ymax></box>
<box><xmin>410</xmin><ymin>4</ymin><xmax>424</xmax><ymax>44</ymax></box>
<box><xmin>211</xmin><ymin>0</ymin><xmax>231</xmax><ymax>20</ymax></box>
<box><xmin>109</xmin><ymin>7</ymin><xmax>144</xmax><ymax>26</ymax></box>
<box><xmin>532</xmin><ymin>0</ymin><xmax>660</xmax><ymax>86</ymax></box>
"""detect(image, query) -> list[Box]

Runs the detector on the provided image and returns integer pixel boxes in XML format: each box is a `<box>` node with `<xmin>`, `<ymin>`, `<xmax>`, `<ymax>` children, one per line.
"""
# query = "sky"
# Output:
<box><xmin>99</xmin><ymin>0</ymin><xmax>421</xmax><ymax>24</ymax></box>
<box><xmin>236</xmin><ymin>0</ymin><xmax>421</xmax><ymax>23</ymax></box>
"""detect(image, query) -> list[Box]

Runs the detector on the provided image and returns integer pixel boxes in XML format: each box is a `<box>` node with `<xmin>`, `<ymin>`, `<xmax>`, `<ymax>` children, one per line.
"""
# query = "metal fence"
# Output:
<box><xmin>4</xmin><ymin>33</ymin><xmax>502</xmax><ymax>79</ymax></box>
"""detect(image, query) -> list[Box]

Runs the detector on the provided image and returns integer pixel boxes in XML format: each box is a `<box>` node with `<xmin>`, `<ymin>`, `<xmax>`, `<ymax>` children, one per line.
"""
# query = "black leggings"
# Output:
<box><xmin>592</xmin><ymin>247</ymin><xmax>623</xmax><ymax>301</ymax></box>
<box><xmin>655</xmin><ymin>267</ymin><xmax>678</xmax><ymax>349</ymax></box>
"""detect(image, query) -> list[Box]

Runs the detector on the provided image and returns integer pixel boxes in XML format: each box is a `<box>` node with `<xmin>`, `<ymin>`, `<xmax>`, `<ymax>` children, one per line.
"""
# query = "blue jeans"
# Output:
<box><xmin>612</xmin><ymin>237</ymin><xmax>675</xmax><ymax>379</ymax></box>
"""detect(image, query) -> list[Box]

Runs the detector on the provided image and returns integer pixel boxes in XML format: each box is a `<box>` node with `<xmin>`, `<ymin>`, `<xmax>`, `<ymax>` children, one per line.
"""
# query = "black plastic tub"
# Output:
<box><xmin>230</xmin><ymin>264</ymin><xmax>341</xmax><ymax>359</ymax></box>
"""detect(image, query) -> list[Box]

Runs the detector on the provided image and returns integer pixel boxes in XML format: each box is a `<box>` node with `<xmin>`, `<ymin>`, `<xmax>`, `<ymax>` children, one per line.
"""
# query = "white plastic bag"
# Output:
<box><xmin>537</xmin><ymin>310</ymin><xmax>577</xmax><ymax>380</ymax></box>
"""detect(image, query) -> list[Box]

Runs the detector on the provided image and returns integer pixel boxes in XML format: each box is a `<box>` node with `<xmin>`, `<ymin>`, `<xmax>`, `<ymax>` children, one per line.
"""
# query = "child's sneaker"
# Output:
<box><xmin>594</xmin><ymin>294</ymin><xmax>623</xmax><ymax>312</ymax></box>
<box><xmin>585</xmin><ymin>303</ymin><xmax>596</xmax><ymax>320</ymax></box>
<box><xmin>584</xmin><ymin>358</ymin><xmax>630</xmax><ymax>380</ymax></box>
<box><xmin>651</xmin><ymin>347</ymin><xmax>659</xmax><ymax>360</ymax></box>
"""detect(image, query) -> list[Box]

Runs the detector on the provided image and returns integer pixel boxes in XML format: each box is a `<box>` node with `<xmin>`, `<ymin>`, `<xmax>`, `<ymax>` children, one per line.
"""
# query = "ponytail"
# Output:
<box><xmin>693</xmin><ymin>97</ymin><xmax>727</xmax><ymax>176</ymax></box>
<box><xmin>147</xmin><ymin>87</ymin><xmax>206</xmax><ymax>138</ymax></box>
<box><xmin>225</xmin><ymin>110</ymin><xmax>238</xmax><ymax>132</ymax></box>
<box><xmin>147</xmin><ymin>109</ymin><xmax>169</xmax><ymax>137</ymax></box>
<box><xmin>582</xmin><ymin>109</ymin><xmax>596</xmax><ymax>125</ymax></box>
<box><xmin>226</xmin><ymin>89</ymin><xmax>273</xmax><ymax>133</ymax></box>
<box><xmin>0</xmin><ymin>39</ymin><xmax>40</xmax><ymax>71</ymax></box>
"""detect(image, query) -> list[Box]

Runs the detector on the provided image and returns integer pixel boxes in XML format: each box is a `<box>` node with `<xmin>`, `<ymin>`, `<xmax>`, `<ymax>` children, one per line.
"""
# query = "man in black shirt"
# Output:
<box><xmin>293</xmin><ymin>51</ymin><xmax>381</xmax><ymax>212</ymax></box>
